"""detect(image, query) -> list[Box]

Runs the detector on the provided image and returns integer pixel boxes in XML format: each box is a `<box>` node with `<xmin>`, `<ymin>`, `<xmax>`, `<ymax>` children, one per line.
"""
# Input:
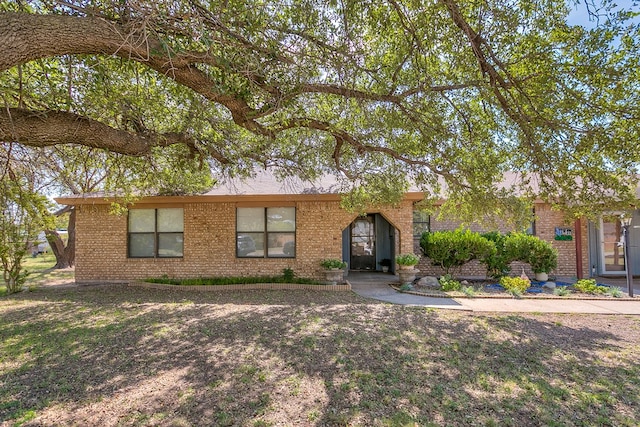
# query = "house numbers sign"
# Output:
<box><xmin>554</xmin><ymin>227</ymin><xmax>573</xmax><ymax>241</ymax></box>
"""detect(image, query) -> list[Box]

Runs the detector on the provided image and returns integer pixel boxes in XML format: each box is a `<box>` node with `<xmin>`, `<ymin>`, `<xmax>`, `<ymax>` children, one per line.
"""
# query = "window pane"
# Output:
<box><xmin>129</xmin><ymin>233</ymin><xmax>155</xmax><ymax>257</ymax></box>
<box><xmin>413</xmin><ymin>211</ymin><xmax>429</xmax><ymax>222</ymax></box>
<box><xmin>158</xmin><ymin>208</ymin><xmax>184</xmax><ymax>232</ymax></box>
<box><xmin>267</xmin><ymin>233</ymin><xmax>295</xmax><ymax>257</ymax></box>
<box><xmin>267</xmin><ymin>207</ymin><xmax>295</xmax><ymax>231</ymax></box>
<box><xmin>237</xmin><ymin>208</ymin><xmax>265</xmax><ymax>232</ymax></box>
<box><xmin>158</xmin><ymin>233</ymin><xmax>184</xmax><ymax>257</ymax></box>
<box><xmin>412</xmin><ymin>211</ymin><xmax>429</xmax><ymax>237</ymax></box>
<box><xmin>237</xmin><ymin>233</ymin><xmax>264</xmax><ymax>257</ymax></box>
<box><xmin>129</xmin><ymin>209</ymin><xmax>155</xmax><ymax>232</ymax></box>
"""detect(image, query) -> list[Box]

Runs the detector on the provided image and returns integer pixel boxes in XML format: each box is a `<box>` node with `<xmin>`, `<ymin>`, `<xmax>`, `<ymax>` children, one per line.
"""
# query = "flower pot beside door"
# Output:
<box><xmin>320</xmin><ymin>259</ymin><xmax>347</xmax><ymax>285</ymax></box>
<box><xmin>395</xmin><ymin>253</ymin><xmax>420</xmax><ymax>284</ymax></box>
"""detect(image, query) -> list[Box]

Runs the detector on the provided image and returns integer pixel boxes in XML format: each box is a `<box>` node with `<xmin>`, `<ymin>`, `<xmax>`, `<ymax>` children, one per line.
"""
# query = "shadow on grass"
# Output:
<box><xmin>1</xmin><ymin>285</ymin><xmax>639</xmax><ymax>426</ymax></box>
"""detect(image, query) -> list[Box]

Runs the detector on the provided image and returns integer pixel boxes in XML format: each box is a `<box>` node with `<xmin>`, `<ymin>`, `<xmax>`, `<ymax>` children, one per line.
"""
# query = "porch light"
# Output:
<box><xmin>620</xmin><ymin>214</ymin><xmax>634</xmax><ymax>297</ymax></box>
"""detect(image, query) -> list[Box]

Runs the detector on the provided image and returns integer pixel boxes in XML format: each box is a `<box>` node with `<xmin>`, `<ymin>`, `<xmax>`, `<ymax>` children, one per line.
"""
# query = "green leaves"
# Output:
<box><xmin>0</xmin><ymin>0</ymin><xmax>638</xmax><ymax>224</ymax></box>
<box><xmin>0</xmin><ymin>175</ymin><xmax>52</xmax><ymax>294</ymax></box>
<box><xmin>420</xmin><ymin>229</ymin><xmax>496</xmax><ymax>275</ymax></box>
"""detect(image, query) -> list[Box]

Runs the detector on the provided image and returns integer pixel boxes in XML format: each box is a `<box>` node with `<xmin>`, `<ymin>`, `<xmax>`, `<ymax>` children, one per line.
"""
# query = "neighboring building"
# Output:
<box><xmin>55</xmin><ymin>174</ymin><xmax>639</xmax><ymax>284</ymax></box>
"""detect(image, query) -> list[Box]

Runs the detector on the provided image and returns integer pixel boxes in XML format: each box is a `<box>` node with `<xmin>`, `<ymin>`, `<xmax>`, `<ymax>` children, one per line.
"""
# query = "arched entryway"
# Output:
<box><xmin>342</xmin><ymin>214</ymin><xmax>396</xmax><ymax>272</ymax></box>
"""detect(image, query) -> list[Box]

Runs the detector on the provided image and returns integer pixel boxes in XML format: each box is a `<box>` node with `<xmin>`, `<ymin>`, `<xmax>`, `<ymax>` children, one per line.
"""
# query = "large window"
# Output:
<box><xmin>237</xmin><ymin>207</ymin><xmax>295</xmax><ymax>258</ymax></box>
<box><xmin>128</xmin><ymin>208</ymin><xmax>184</xmax><ymax>258</ymax></box>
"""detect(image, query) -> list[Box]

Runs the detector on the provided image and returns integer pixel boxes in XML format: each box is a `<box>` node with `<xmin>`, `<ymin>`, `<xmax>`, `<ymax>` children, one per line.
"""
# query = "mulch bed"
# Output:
<box><xmin>394</xmin><ymin>279</ymin><xmax>639</xmax><ymax>300</ymax></box>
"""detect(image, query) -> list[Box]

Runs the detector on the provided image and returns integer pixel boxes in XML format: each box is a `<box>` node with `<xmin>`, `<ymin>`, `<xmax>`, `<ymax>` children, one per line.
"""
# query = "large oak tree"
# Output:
<box><xmin>1</xmin><ymin>0</ymin><xmax>639</xmax><ymax>224</ymax></box>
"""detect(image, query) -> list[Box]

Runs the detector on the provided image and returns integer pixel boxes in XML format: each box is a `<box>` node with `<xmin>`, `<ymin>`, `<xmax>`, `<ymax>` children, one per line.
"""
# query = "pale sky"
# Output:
<box><xmin>566</xmin><ymin>0</ymin><xmax>640</xmax><ymax>28</ymax></box>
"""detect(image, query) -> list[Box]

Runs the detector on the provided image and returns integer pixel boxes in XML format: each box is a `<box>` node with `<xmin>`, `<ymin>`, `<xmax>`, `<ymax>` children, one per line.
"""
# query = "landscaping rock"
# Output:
<box><xmin>542</xmin><ymin>281</ymin><xmax>556</xmax><ymax>289</ymax></box>
<box><xmin>416</xmin><ymin>276</ymin><xmax>440</xmax><ymax>288</ymax></box>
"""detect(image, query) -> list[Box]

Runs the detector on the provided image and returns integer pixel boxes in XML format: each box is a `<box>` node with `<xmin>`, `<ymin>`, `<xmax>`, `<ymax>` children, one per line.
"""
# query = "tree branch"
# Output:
<box><xmin>0</xmin><ymin>107</ymin><xmax>202</xmax><ymax>156</ymax></box>
<box><xmin>0</xmin><ymin>12</ymin><xmax>275</xmax><ymax>136</ymax></box>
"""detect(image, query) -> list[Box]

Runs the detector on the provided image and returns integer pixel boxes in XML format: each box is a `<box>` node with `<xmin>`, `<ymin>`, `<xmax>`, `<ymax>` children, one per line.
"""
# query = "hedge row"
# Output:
<box><xmin>420</xmin><ymin>229</ymin><xmax>558</xmax><ymax>278</ymax></box>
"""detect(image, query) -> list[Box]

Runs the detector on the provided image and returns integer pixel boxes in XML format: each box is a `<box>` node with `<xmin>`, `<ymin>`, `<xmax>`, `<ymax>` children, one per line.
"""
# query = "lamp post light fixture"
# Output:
<box><xmin>620</xmin><ymin>214</ymin><xmax>634</xmax><ymax>298</ymax></box>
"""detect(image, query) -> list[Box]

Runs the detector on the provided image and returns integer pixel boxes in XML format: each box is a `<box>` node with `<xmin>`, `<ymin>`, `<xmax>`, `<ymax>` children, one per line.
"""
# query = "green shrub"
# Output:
<box><xmin>503</xmin><ymin>233</ymin><xmax>533</xmax><ymax>263</ymax></box>
<box><xmin>527</xmin><ymin>238</ymin><xmax>558</xmax><ymax>274</ymax></box>
<box><xmin>282</xmin><ymin>268</ymin><xmax>295</xmax><ymax>282</ymax></box>
<box><xmin>147</xmin><ymin>275</ymin><xmax>321</xmax><ymax>285</ymax></box>
<box><xmin>320</xmin><ymin>259</ymin><xmax>347</xmax><ymax>269</ymax></box>
<box><xmin>480</xmin><ymin>231</ymin><xmax>512</xmax><ymax>279</ymax></box>
<box><xmin>574</xmin><ymin>279</ymin><xmax>608</xmax><ymax>294</ymax></box>
<box><xmin>607</xmin><ymin>287</ymin><xmax>624</xmax><ymax>298</ymax></box>
<box><xmin>503</xmin><ymin>233</ymin><xmax>558</xmax><ymax>274</ymax></box>
<box><xmin>395</xmin><ymin>253</ymin><xmax>420</xmax><ymax>266</ymax></box>
<box><xmin>420</xmin><ymin>229</ymin><xmax>496</xmax><ymax>275</ymax></box>
<box><xmin>553</xmin><ymin>286</ymin><xmax>571</xmax><ymax>296</ymax></box>
<box><xmin>500</xmin><ymin>276</ymin><xmax>531</xmax><ymax>296</ymax></box>
<box><xmin>421</xmin><ymin>229</ymin><xmax>557</xmax><ymax>277</ymax></box>
<box><xmin>439</xmin><ymin>274</ymin><xmax>462</xmax><ymax>291</ymax></box>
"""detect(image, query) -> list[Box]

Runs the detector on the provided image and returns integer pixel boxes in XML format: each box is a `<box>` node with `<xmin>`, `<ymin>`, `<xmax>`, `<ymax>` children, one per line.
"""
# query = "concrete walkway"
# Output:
<box><xmin>347</xmin><ymin>272</ymin><xmax>640</xmax><ymax>314</ymax></box>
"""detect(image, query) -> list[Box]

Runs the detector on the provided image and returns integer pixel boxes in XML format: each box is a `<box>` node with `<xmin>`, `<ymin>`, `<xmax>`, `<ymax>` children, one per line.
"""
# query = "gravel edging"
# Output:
<box><xmin>130</xmin><ymin>280</ymin><xmax>352</xmax><ymax>291</ymax></box>
<box><xmin>389</xmin><ymin>284</ymin><xmax>639</xmax><ymax>301</ymax></box>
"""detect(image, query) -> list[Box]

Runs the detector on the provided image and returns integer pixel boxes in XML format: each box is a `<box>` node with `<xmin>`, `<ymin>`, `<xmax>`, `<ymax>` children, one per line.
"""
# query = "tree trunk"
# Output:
<box><xmin>45</xmin><ymin>207</ymin><xmax>75</xmax><ymax>269</ymax></box>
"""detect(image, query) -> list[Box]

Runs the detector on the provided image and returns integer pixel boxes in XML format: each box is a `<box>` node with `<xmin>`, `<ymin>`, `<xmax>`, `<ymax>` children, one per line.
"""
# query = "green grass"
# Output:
<box><xmin>1</xmin><ymin>253</ymin><xmax>74</xmax><ymax>296</ymax></box>
<box><xmin>1</xmin><ymin>285</ymin><xmax>639</xmax><ymax>426</ymax></box>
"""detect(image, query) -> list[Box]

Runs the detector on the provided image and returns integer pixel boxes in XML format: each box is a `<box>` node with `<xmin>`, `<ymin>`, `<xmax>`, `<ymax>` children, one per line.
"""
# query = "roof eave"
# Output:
<box><xmin>55</xmin><ymin>191</ymin><xmax>426</xmax><ymax>206</ymax></box>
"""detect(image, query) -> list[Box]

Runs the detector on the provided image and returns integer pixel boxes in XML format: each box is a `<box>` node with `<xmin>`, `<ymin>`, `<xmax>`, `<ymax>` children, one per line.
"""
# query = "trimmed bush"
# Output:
<box><xmin>503</xmin><ymin>233</ymin><xmax>532</xmax><ymax>263</ymax></box>
<box><xmin>422</xmin><ymin>229</ymin><xmax>557</xmax><ymax>278</ymax></box>
<box><xmin>420</xmin><ymin>229</ymin><xmax>496</xmax><ymax>275</ymax></box>
<box><xmin>475</xmin><ymin>232</ymin><xmax>558</xmax><ymax>276</ymax></box>
<box><xmin>480</xmin><ymin>231</ymin><xmax>512</xmax><ymax>279</ymax></box>
<box><xmin>527</xmin><ymin>237</ymin><xmax>558</xmax><ymax>274</ymax></box>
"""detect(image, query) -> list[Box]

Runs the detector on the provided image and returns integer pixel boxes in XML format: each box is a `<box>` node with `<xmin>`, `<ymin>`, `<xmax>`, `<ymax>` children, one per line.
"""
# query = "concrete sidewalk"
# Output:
<box><xmin>348</xmin><ymin>272</ymin><xmax>640</xmax><ymax>314</ymax></box>
<box><xmin>453</xmin><ymin>298</ymin><xmax>640</xmax><ymax>314</ymax></box>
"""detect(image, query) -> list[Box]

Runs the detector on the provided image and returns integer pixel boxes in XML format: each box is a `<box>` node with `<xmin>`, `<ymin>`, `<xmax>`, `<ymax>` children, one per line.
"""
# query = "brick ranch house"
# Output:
<box><xmin>55</xmin><ymin>174</ymin><xmax>640</xmax><ymax>284</ymax></box>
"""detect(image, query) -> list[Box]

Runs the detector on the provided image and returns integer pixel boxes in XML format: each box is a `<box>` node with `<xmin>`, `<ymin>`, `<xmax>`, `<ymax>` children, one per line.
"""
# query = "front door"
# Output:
<box><xmin>600</xmin><ymin>215</ymin><xmax>626</xmax><ymax>274</ymax></box>
<box><xmin>350</xmin><ymin>215</ymin><xmax>376</xmax><ymax>270</ymax></box>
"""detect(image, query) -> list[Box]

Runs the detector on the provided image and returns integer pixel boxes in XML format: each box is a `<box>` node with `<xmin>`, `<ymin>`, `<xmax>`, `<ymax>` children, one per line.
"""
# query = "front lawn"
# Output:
<box><xmin>1</xmin><ymin>285</ymin><xmax>639</xmax><ymax>426</ymax></box>
<box><xmin>0</xmin><ymin>254</ymin><xmax>75</xmax><ymax>296</ymax></box>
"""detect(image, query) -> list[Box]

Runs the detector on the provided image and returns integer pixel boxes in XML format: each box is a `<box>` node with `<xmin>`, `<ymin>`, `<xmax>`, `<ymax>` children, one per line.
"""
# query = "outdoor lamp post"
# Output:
<box><xmin>620</xmin><ymin>214</ymin><xmax>634</xmax><ymax>298</ymax></box>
